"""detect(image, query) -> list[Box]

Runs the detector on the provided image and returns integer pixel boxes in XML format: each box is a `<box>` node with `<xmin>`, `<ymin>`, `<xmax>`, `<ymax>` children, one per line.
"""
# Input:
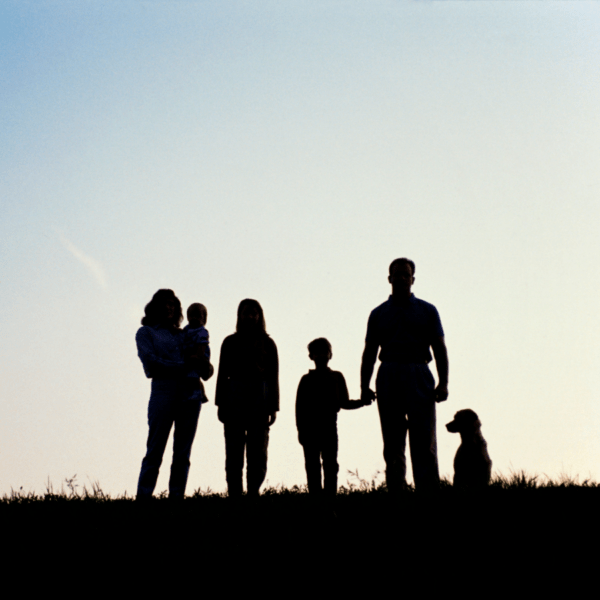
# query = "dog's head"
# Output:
<box><xmin>446</xmin><ymin>409</ymin><xmax>482</xmax><ymax>433</ymax></box>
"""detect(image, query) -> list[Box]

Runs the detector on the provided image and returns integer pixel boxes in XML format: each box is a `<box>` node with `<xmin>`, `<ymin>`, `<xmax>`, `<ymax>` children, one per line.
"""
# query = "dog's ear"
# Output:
<box><xmin>459</xmin><ymin>409</ymin><xmax>481</xmax><ymax>428</ymax></box>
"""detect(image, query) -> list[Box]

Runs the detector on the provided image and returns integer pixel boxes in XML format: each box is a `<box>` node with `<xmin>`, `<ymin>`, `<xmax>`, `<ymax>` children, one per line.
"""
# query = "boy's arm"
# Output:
<box><xmin>338</xmin><ymin>373</ymin><xmax>363</xmax><ymax>410</ymax></box>
<box><xmin>338</xmin><ymin>373</ymin><xmax>370</xmax><ymax>410</ymax></box>
<box><xmin>342</xmin><ymin>399</ymin><xmax>370</xmax><ymax>410</ymax></box>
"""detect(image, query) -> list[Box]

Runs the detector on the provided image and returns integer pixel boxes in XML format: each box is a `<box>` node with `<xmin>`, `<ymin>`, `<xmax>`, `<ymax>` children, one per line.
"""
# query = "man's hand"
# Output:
<box><xmin>361</xmin><ymin>388</ymin><xmax>376</xmax><ymax>405</ymax></box>
<box><xmin>431</xmin><ymin>337</ymin><xmax>449</xmax><ymax>403</ymax></box>
<box><xmin>434</xmin><ymin>384</ymin><xmax>448</xmax><ymax>403</ymax></box>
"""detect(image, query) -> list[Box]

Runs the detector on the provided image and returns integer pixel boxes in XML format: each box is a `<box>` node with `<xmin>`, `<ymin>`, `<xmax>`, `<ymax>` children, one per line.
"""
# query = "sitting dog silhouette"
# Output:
<box><xmin>446</xmin><ymin>409</ymin><xmax>492</xmax><ymax>488</ymax></box>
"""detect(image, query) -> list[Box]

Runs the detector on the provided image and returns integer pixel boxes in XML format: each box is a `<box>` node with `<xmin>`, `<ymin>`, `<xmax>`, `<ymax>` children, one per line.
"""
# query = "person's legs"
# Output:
<box><xmin>407</xmin><ymin>365</ymin><xmax>439</xmax><ymax>491</ymax></box>
<box><xmin>246</xmin><ymin>415</ymin><xmax>270</xmax><ymax>496</ymax></box>
<box><xmin>302</xmin><ymin>442</ymin><xmax>323</xmax><ymax>494</ymax></box>
<box><xmin>408</xmin><ymin>399</ymin><xmax>439</xmax><ymax>491</ymax></box>
<box><xmin>137</xmin><ymin>392</ymin><xmax>176</xmax><ymax>499</ymax></box>
<box><xmin>169</xmin><ymin>397</ymin><xmax>202</xmax><ymax>499</ymax></box>
<box><xmin>224</xmin><ymin>420</ymin><xmax>246</xmax><ymax>497</ymax></box>
<box><xmin>376</xmin><ymin>362</ymin><xmax>409</xmax><ymax>494</ymax></box>
<box><xmin>321</xmin><ymin>426</ymin><xmax>339</xmax><ymax>497</ymax></box>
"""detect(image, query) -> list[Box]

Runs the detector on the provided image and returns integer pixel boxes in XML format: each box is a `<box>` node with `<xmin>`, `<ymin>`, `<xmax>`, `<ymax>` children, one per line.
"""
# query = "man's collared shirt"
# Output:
<box><xmin>365</xmin><ymin>294</ymin><xmax>444</xmax><ymax>364</ymax></box>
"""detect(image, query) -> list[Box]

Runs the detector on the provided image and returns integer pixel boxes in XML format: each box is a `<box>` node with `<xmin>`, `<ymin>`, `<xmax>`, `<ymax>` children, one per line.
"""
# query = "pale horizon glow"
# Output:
<box><xmin>1</xmin><ymin>1</ymin><xmax>599</xmax><ymax>497</ymax></box>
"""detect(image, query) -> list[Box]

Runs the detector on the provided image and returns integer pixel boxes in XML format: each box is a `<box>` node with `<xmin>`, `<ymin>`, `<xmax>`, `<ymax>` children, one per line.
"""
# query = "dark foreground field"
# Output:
<box><xmin>3</xmin><ymin>472</ymin><xmax>598</xmax><ymax>586</ymax></box>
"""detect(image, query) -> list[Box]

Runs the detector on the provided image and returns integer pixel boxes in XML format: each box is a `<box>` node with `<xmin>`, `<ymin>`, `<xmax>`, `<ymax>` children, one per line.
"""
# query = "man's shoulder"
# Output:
<box><xmin>412</xmin><ymin>296</ymin><xmax>439</xmax><ymax>311</ymax></box>
<box><xmin>369</xmin><ymin>297</ymin><xmax>393</xmax><ymax>316</ymax></box>
<box><xmin>411</xmin><ymin>297</ymin><xmax>443</xmax><ymax>324</ymax></box>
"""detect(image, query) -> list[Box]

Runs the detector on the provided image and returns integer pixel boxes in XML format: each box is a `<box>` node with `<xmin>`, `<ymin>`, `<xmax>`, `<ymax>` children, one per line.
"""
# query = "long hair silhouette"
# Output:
<box><xmin>141</xmin><ymin>289</ymin><xmax>183</xmax><ymax>328</ymax></box>
<box><xmin>236</xmin><ymin>298</ymin><xmax>267</xmax><ymax>333</ymax></box>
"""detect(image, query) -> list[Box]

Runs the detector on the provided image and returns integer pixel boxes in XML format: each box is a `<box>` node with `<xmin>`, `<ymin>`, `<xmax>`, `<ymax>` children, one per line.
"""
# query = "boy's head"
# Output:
<box><xmin>187</xmin><ymin>303</ymin><xmax>207</xmax><ymax>327</ymax></box>
<box><xmin>308</xmin><ymin>338</ymin><xmax>332</xmax><ymax>367</ymax></box>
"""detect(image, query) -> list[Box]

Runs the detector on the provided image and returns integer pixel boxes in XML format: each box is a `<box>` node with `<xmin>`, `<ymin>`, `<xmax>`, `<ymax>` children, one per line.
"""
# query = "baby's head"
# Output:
<box><xmin>308</xmin><ymin>337</ymin><xmax>332</xmax><ymax>368</ymax></box>
<box><xmin>187</xmin><ymin>303</ymin><xmax>207</xmax><ymax>327</ymax></box>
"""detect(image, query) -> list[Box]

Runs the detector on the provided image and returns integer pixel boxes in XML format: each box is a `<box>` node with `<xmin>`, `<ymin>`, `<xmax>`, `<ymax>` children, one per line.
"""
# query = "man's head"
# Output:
<box><xmin>388</xmin><ymin>258</ymin><xmax>415</xmax><ymax>297</ymax></box>
<box><xmin>187</xmin><ymin>303</ymin><xmax>207</xmax><ymax>327</ymax></box>
<box><xmin>308</xmin><ymin>338</ymin><xmax>332</xmax><ymax>367</ymax></box>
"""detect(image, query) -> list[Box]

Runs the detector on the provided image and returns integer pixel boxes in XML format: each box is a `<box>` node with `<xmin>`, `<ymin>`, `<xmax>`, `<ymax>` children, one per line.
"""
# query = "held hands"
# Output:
<box><xmin>361</xmin><ymin>388</ymin><xmax>376</xmax><ymax>406</ymax></box>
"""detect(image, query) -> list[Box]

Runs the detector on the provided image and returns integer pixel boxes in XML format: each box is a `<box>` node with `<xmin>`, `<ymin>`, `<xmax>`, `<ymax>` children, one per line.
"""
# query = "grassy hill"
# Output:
<box><xmin>3</xmin><ymin>471</ymin><xmax>598</xmax><ymax>547</ymax></box>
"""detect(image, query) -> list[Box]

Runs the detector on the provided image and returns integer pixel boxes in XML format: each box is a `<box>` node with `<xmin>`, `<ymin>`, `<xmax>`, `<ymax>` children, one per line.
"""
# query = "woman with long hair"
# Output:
<box><xmin>135</xmin><ymin>289</ymin><xmax>213</xmax><ymax>500</ymax></box>
<box><xmin>215</xmin><ymin>299</ymin><xmax>279</xmax><ymax>497</ymax></box>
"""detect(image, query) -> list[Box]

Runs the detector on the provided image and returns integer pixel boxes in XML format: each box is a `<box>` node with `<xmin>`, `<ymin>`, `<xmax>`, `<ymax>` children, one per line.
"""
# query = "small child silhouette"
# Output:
<box><xmin>182</xmin><ymin>303</ymin><xmax>210</xmax><ymax>403</ymax></box>
<box><xmin>296</xmin><ymin>338</ymin><xmax>371</xmax><ymax>497</ymax></box>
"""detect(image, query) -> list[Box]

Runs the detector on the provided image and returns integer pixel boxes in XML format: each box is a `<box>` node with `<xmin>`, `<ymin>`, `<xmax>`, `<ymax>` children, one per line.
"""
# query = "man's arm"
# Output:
<box><xmin>360</xmin><ymin>341</ymin><xmax>378</xmax><ymax>403</ymax></box>
<box><xmin>431</xmin><ymin>336</ymin><xmax>449</xmax><ymax>402</ymax></box>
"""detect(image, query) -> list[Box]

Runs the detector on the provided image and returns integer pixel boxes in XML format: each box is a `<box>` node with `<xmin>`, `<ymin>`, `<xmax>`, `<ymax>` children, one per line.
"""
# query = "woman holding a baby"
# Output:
<box><xmin>135</xmin><ymin>289</ymin><xmax>213</xmax><ymax>501</ymax></box>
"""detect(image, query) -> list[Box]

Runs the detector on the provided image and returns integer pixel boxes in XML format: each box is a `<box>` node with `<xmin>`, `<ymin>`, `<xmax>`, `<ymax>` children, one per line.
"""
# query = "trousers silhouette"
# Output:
<box><xmin>137</xmin><ymin>383</ymin><xmax>201</xmax><ymax>499</ymax></box>
<box><xmin>376</xmin><ymin>361</ymin><xmax>439</xmax><ymax>492</ymax></box>
<box><xmin>301</xmin><ymin>425</ymin><xmax>339</xmax><ymax>495</ymax></box>
<box><xmin>224</xmin><ymin>415</ymin><xmax>270</xmax><ymax>496</ymax></box>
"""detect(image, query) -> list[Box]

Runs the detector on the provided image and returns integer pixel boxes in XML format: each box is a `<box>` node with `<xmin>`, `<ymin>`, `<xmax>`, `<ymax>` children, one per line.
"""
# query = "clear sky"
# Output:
<box><xmin>1</xmin><ymin>1</ymin><xmax>599</xmax><ymax>496</ymax></box>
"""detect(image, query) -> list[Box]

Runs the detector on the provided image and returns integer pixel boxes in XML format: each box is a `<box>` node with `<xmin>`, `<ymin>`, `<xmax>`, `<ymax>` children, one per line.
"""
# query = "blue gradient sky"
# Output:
<box><xmin>1</xmin><ymin>1</ymin><xmax>600</xmax><ymax>495</ymax></box>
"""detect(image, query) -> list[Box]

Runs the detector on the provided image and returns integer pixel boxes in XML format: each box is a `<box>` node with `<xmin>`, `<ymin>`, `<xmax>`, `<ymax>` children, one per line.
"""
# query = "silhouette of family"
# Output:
<box><xmin>135</xmin><ymin>258</ymin><xmax>460</xmax><ymax>501</ymax></box>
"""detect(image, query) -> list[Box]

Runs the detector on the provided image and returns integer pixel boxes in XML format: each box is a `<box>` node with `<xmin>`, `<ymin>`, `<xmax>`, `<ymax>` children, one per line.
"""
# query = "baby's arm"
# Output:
<box><xmin>184</xmin><ymin>330</ymin><xmax>213</xmax><ymax>380</ymax></box>
<box><xmin>188</xmin><ymin>342</ymin><xmax>209</xmax><ymax>361</ymax></box>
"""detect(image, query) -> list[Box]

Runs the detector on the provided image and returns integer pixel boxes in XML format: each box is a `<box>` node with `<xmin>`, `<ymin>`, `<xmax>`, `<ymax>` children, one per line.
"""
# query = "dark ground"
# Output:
<box><xmin>4</xmin><ymin>484</ymin><xmax>599</xmax><ymax>584</ymax></box>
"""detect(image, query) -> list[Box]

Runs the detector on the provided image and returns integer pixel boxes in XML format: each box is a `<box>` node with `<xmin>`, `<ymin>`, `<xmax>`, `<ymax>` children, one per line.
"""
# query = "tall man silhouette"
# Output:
<box><xmin>361</xmin><ymin>258</ymin><xmax>449</xmax><ymax>492</ymax></box>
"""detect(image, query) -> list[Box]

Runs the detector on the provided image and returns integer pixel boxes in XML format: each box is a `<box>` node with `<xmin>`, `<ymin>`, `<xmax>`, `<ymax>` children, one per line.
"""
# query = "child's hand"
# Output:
<box><xmin>361</xmin><ymin>388</ymin><xmax>376</xmax><ymax>405</ymax></box>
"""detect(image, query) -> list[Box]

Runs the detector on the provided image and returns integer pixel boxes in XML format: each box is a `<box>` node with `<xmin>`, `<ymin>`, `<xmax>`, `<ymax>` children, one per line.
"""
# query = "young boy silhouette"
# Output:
<box><xmin>296</xmin><ymin>338</ymin><xmax>371</xmax><ymax>497</ymax></box>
